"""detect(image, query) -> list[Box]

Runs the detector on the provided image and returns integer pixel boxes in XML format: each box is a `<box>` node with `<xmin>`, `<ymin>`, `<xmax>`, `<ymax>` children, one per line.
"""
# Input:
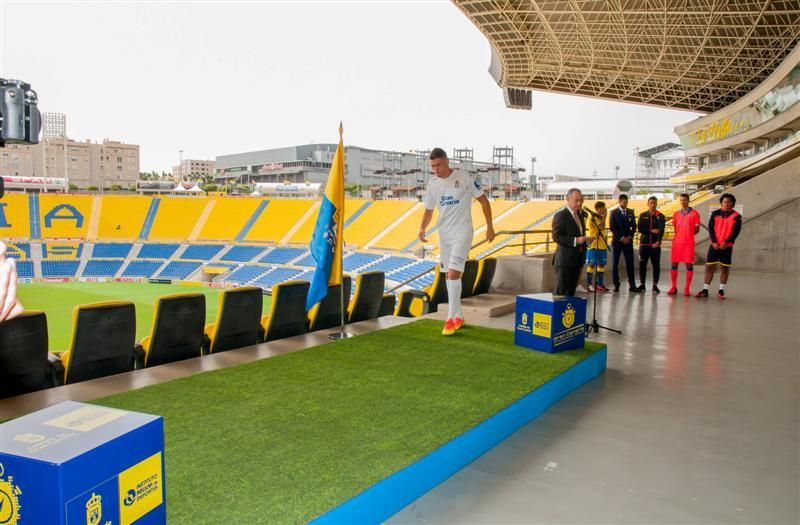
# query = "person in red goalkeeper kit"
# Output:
<box><xmin>696</xmin><ymin>193</ymin><xmax>742</xmax><ymax>300</ymax></box>
<box><xmin>668</xmin><ymin>193</ymin><xmax>701</xmax><ymax>296</ymax></box>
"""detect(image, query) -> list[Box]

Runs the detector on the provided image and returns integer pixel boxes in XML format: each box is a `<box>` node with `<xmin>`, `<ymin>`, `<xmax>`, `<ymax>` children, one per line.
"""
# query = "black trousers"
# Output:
<box><xmin>554</xmin><ymin>266</ymin><xmax>580</xmax><ymax>296</ymax></box>
<box><xmin>612</xmin><ymin>242</ymin><xmax>636</xmax><ymax>288</ymax></box>
<box><xmin>639</xmin><ymin>245</ymin><xmax>661</xmax><ymax>285</ymax></box>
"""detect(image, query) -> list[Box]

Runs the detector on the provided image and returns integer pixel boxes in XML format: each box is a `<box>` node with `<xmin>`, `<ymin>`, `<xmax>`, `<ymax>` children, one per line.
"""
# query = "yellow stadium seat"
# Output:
<box><xmin>148</xmin><ymin>196</ymin><xmax>209</xmax><ymax>241</ymax></box>
<box><xmin>469</xmin><ymin>200</ymin><xmax>563</xmax><ymax>258</ymax></box>
<box><xmin>287</xmin><ymin>198</ymin><xmax>368</xmax><ymax>245</ymax></box>
<box><xmin>0</xmin><ymin>192</ymin><xmax>31</xmax><ymax>239</ymax></box>
<box><xmin>97</xmin><ymin>195</ymin><xmax>152</xmax><ymax>240</ymax></box>
<box><xmin>345</xmin><ymin>200</ymin><xmax>416</xmax><ymax>248</ymax></box>
<box><xmin>373</xmin><ymin>205</ymin><xmax>434</xmax><ymax>251</ymax></box>
<box><xmin>243</xmin><ymin>199</ymin><xmax>314</xmax><ymax>243</ymax></box>
<box><xmin>39</xmin><ymin>194</ymin><xmax>94</xmax><ymax>239</ymax></box>
<box><xmin>197</xmin><ymin>197</ymin><xmax>263</xmax><ymax>242</ymax></box>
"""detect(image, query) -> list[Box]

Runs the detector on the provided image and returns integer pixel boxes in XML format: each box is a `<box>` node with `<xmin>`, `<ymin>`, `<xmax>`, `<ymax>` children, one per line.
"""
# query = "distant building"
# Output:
<box><xmin>172</xmin><ymin>159</ymin><xmax>215</xmax><ymax>180</ymax></box>
<box><xmin>634</xmin><ymin>143</ymin><xmax>685</xmax><ymax>191</ymax></box>
<box><xmin>0</xmin><ymin>138</ymin><xmax>139</xmax><ymax>189</ymax></box>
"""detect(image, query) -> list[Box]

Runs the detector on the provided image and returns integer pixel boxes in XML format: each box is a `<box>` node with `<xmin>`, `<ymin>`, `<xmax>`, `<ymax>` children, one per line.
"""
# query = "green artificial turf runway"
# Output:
<box><xmin>96</xmin><ymin>319</ymin><xmax>603</xmax><ymax>524</ymax></box>
<box><xmin>17</xmin><ymin>282</ymin><xmax>272</xmax><ymax>350</ymax></box>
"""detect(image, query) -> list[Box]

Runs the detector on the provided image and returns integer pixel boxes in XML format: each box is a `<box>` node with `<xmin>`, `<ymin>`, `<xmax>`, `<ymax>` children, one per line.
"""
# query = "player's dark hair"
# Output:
<box><xmin>594</xmin><ymin>201</ymin><xmax>606</xmax><ymax>210</ymax></box>
<box><xmin>679</xmin><ymin>193</ymin><xmax>690</xmax><ymax>199</ymax></box>
<box><xmin>618</xmin><ymin>194</ymin><xmax>628</xmax><ymax>201</ymax></box>
<box><xmin>429</xmin><ymin>148</ymin><xmax>447</xmax><ymax>160</ymax></box>
<box><xmin>648</xmin><ymin>196</ymin><xmax>657</xmax><ymax>203</ymax></box>
<box><xmin>720</xmin><ymin>193</ymin><xmax>736</xmax><ymax>206</ymax></box>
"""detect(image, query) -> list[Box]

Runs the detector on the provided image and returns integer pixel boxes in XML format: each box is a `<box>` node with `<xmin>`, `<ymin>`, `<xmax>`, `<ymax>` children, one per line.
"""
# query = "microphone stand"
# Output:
<box><xmin>583</xmin><ymin>207</ymin><xmax>621</xmax><ymax>336</ymax></box>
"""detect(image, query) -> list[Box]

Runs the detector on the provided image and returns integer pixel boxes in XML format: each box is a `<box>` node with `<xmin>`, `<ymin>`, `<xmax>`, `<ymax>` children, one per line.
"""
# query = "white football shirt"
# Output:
<box><xmin>423</xmin><ymin>169</ymin><xmax>484</xmax><ymax>242</ymax></box>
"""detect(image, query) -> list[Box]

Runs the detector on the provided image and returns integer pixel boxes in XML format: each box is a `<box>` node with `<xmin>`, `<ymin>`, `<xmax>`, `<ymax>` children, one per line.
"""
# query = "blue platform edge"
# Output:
<box><xmin>311</xmin><ymin>345</ymin><xmax>608</xmax><ymax>524</ymax></box>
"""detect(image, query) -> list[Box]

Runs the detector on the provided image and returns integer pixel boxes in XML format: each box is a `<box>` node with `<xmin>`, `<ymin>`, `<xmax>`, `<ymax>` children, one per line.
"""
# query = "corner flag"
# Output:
<box><xmin>306</xmin><ymin>123</ymin><xmax>345</xmax><ymax>311</ymax></box>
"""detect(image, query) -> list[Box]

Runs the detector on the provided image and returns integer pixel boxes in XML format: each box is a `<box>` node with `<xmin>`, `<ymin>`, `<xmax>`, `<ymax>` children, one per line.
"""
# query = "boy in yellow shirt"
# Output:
<box><xmin>586</xmin><ymin>201</ymin><xmax>609</xmax><ymax>292</ymax></box>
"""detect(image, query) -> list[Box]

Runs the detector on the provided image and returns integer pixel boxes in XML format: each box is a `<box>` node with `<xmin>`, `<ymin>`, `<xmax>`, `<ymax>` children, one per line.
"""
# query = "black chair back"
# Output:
<box><xmin>0</xmin><ymin>312</ymin><xmax>51</xmax><ymax>397</ymax></box>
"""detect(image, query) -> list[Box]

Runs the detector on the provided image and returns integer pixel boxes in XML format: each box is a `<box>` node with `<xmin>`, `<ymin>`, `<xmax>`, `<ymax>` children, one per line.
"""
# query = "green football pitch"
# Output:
<box><xmin>17</xmin><ymin>282</ymin><xmax>272</xmax><ymax>350</ymax></box>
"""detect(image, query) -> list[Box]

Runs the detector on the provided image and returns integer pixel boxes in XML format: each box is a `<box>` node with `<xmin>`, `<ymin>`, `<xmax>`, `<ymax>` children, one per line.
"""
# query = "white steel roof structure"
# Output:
<box><xmin>454</xmin><ymin>0</ymin><xmax>800</xmax><ymax>112</ymax></box>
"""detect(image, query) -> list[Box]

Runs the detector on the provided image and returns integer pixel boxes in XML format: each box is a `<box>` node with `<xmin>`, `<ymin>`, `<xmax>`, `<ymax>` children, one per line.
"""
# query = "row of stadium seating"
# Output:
<box><xmin>0</xmin><ymin>273</ymin><xmax>400</xmax><ymax>398</ymax></box>
<box><xmin>1</xmin><ymin>194</ymin><xmax>547</xmax><ymax>252</ymax></box>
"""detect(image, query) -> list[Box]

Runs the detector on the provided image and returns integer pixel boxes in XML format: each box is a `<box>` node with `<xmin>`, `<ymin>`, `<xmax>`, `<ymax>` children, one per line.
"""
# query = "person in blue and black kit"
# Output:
<box><xmin>637</xmin><ymin>196</ymin><xmax>666</xmax><ymax>293</ymax></box>
<box><xmin>609</xmin><ymin>194</ymin><xmax>642</xmax><ymax>293</ymax></box>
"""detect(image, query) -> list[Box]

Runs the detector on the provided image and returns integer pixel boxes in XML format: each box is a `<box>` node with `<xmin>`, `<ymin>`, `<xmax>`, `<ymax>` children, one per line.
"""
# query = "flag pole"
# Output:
<box><xmin>330</xmin><ymin>121</ymin><xmax>352</xmax><ymax>340</ymax></box>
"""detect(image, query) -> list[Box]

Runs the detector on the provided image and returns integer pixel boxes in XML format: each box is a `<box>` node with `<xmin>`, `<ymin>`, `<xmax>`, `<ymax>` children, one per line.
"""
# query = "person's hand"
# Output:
<box><xmin>577</xmin><ymin>236</ymin><xmax>586</xmax><ymax>245</ymax></box>
<box><xmin>418</xmin><ymin>229</ymin><xmax>427</xmax><ymax>243</ymax></box>
<box><xmin>0</xmin><ymin>242</ymin><xmax>24</xmax><ymax>322</ymax></box>
<box><xmin>711</xmin><ymin>242</ymin><xmax>719</xmax><ymax>249</ymax></box>
<box><xmin>585</xmin><ymin>236</ymin><xmax>595</xmax><ymax>245</ymax></box>
<box><xmin>485</xmin><ymin>226</ymin><xmax>496</xmax><ymax>243</ymax></box>
<box><xmin>653</xmin><ymin>241</ymin><xmax>661</xmax><ymax>249</ymax></box>
<box><xmin>651</xmin><ymin>229</ymin><xmax>660</xmax><ymax>234</ymax></box>
<box><xmin>622</xmin><ymin>236</ymin><xmax>630</xmax><ymax>244</ymax></box>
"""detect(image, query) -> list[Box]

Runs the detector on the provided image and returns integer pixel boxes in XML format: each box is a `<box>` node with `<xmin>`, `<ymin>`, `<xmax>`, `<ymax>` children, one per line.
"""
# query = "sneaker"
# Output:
<box><xmin>629</xmin><ymin>286</ymin><xmax>644</xmax><ymax>293</ymax></box>
<box><xmin>652</xmin><ymin>285</ymin><xmax>661</xmax><ymax>294</ymax></box>
<box><xmin>637</xmin><ymin>284</ymin><xmax>646</xmax><ymax>291</ymax></box>
<box><xmin>453</xmin><ymin>317</ymin><xmax>465</xmax><ymax>330</ymax></box>
<box><xmin>442</xmin><ymin>318</ymin><xmax>457</xmax><ymax>336</ymax></box>
<box><xmin>684</xmin><ymin>288</ymin><xmax>692</xmax><ymax>297</ymax></box>
<box><xmin>597</xmin><ymin>284</ymin><xmax>609</xmax><ymax>292</ymax></box>
<box><xmin>695</xmin><ymin>289</ymin><xmax>709</xmax><ymax>298</ymax></box>
<box><xmin>667</xmin><ymin>287</ymin><xmax>677</xmax><ymax>296</ymax></box>
<box><xmin>718</xmin><ymin>290</ymin><xmax>726</xmax><ymax>300</ymax></box>
<box><xmin>588</xmin><ymin>284</ymin><xmax>595</xmax><ymax>292</ymax></box>
<box><xmin>613</xmin><ymin>284</ymin><xmax>620</xmax><ymax>292</ymax></box>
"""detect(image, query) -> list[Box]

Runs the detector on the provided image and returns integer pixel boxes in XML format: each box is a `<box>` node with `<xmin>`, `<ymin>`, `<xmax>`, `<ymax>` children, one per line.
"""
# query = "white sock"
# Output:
<box><xmin>446</xmin><ymin>278</ymin><xmax>462</xmax><ymax>320</ymax></box>
<box><xmin>719</xmin><ymin>283</ymin><xmax>726</xmax><ymax>290</ymax></box>
<box><xmin>703</xmin><ymin>283</ymin><xmax>709</xmax><ymax>290</ymax></box>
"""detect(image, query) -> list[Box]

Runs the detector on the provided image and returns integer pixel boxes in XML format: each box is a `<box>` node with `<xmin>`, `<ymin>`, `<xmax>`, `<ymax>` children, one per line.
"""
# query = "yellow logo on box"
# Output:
<box><xmin>118</xmin><ymin>452</ymin><xmax>163</xmax><ymax>525</ymax></box>
<box><xmin>85</xmin><ymin>492</ymin><xmax>102</xmax><ymax>525</ymax></box>
<box><xmin>44</xmin><ymin>406</ymin><xmax>126</xmax><ymax>433</ymax></box>
<box><xmin>533</xmin><ymin>313</ymin><xmax>551</xmax><ymax>337</ymax></box>
<box><xmin>0</xmin><ymin>464</ymin><xmax>22</xmax><ymax>525</ymax></box>
<box><xmin>562</xmin><ymin>304</ymin><xmax>576</xmax><ymax>329</ymax></box>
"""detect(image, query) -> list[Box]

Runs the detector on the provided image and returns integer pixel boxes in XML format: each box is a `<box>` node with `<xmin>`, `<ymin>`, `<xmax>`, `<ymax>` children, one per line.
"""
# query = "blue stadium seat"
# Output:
<box><xmin>122</xmin><ymin>260</ymin><xmax>163</xmax><ymax>278</ymax></box>
<box><xmin>182</xmin><ymin>244</ymin><xmax>225</xmax><ymax>260</ymax></box>
<box><xmin>157</xmin><ymin>261</ymin><xmax>201</xmax><ymax>280</ymax></box>
<box><xmin>226</xmin><ymin>265</ymin><xmax>271</xmax><ymax>285</ymax></box>
<box><xmin>343</xmin><ymin>252</ymin><xmax>382</xmax><ymax>272</ymax></box>
<box><xmin>293</xmin><ymin>253</ymin><xmax>316</xmax><ymax>267</ymax></box>
<box><xmin>362</xmin><ymin>256</ymin><xmax>416</xmax><ymax>274</ymax></box>
<box><xmin>387</xmin><ymin>260</ymin><xmax>437</xmax><ymax>283</ymax></box>
<box><xmin>41</xmin><ymin>260</ymin><xmax>80</xmax><ymax>278</ymax></box>
<box><xmin>92</xmin><ymin>243</ymin><xmax>133</xmax><ymax>258</ymax></box>
<box><xmin>82</xmin><ymin>260</ymin><xmax>124</xmax><ymax>277</ymax></box>
<box><xmin>259</xmin><ymin>247</ymin><xmax>307</xmax><ymax>264</ymax></box>
<box><xmin>4</xmin><ymin>242</ymin><xmax>30</xmax><ymax>259</ymax></box>
<box><xmin>221</xmin><ymin>245</ymin><xmax>265</xmax><ymax>262</ymax></box>
<box><xmin>16</xmin><ymin>261</ymin><xmax>34</xmax><ymax>278</ymax></box>
<box><xmin>138</xmin><ymin>243</ymin><xmax>179</xmax><ymax>259</ymax></box>
<box><xmin>253</xmin><ymin>267</ymin><xmax>304</xmax><ymax>292</ymax></box>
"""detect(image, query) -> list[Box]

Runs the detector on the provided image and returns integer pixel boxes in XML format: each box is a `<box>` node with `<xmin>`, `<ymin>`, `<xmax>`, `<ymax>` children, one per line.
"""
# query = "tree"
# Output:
<box><xmin>203</xmin><ymin>184</ymin><xmax>218</xmax><ymax>193</ymax></box>
<box><xmin>88</xmin><ymin>185</ymin><xmax>98</xmax><ymax>191</ymax></box>
<box><xmin>68</xmin><ymin>183</ymin><xmax>79</xmax><ymax>191</ymax></box>
<box><xmin>111</xmin><ymin>184</ymin><xmax>123</xmax><ymax>192</ymax></box>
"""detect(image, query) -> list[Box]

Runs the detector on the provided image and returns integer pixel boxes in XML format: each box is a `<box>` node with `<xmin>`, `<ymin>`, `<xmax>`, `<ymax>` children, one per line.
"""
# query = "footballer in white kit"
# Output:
<box><xmin>419</xmin><ymin>148</ymin><xmax>495</xmax><ymax>335</ymax></box>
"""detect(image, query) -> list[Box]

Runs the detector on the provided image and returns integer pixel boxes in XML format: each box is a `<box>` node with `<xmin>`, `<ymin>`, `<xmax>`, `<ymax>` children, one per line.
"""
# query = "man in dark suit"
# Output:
<box><xmin>609</xmin><ymin>193</ymin><xmax>642</xmax><ymax>293</ymax></box>
<box><xmin>552</xmin><ymin>188</ymin><xmax>591</xmax><ymax>296</ymax></box>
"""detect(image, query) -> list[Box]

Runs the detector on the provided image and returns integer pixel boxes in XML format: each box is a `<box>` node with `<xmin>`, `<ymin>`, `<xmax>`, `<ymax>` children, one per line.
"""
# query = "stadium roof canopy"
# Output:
<box><xmin>454</xmin><ymin>0</ymin><xmax>800</xmax><ymax>113</ymax></box>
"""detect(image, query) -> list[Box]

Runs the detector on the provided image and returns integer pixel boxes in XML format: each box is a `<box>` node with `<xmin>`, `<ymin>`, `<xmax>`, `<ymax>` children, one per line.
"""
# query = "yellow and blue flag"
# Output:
<box><xmin>306</xmin><ymin>123</ymin><xmax>345</xmax><ymax>311</ymax></box>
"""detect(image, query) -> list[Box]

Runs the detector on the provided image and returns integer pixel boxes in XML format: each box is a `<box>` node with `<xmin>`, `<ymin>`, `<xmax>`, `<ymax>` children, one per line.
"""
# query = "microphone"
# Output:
<box><xmin>582</xmin><ymin>205</ymin><xmax>600</xmax><ymax>219</ymax></box>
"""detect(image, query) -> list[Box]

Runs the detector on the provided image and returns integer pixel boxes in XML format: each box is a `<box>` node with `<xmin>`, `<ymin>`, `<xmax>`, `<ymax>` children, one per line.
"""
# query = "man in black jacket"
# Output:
<box><xmin>609</xmin><ymin>194</ymin><xmax>642</xmax><ymax>293</ymax></box>
<box><xmin>552</xmin><ymin>188</ymin><xmax>591</xmax><ymax>296</ymax></box>
<box><xmin>637</xmin><ymin>196</ymin><xmax>666</xmax><ymax>293</ymax></box>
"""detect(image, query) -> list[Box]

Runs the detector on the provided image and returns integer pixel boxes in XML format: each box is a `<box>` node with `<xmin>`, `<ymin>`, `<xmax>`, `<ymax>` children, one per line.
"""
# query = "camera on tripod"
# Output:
<box><xmin>0</xmin><ymin>78</ymin><xmax>42</xmax><ymax>147</ymax></box>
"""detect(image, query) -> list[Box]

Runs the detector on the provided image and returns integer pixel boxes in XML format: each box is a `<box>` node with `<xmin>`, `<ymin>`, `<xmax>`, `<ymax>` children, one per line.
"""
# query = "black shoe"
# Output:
<box><xmin>637</xmin><ymin>284</ymin><xmax>646</xmax><ymax>291</ymax></box>
<box><xmin>629</xmin><ymin>286</ymin><xmax>644</xmax><ymax>293</ymax></box>
<box><xmin>652</xmin><ymin>285</ymin><xmax>661</xmax><ymax>294</ymax></box>
<box><xmin>695</xmin><ymin>289</ymin><xmax>709</xmax><ymax>298</ymax></box>
<box><xmin>718</xmin><ymin>290</ymin><xmax>726</xmax><ymax>300</ymax></box>
<box><xmin>613</xmin><ymin>284</ymin><xmax>620</xmax><ymax>292</ymax></box>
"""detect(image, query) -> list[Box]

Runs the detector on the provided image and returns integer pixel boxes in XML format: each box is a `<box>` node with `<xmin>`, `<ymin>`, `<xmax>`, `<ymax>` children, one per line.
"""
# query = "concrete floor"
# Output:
<box><xmin>389</xmin><ymin>270</ymin><xmax>800</xmax><ymax>524</ymax></box>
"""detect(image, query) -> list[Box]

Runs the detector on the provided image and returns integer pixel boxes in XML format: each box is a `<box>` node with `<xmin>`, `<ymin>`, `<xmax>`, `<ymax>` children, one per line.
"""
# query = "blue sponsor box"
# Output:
<box><xmin>0</xmin><ymin>401</ymin><xmax>165</xmax><ymax>525</ymax></box>
<box><xmin>514</xmin><ymin>293</ymin><xmax>586</xmax><ymax>353</ymax></box>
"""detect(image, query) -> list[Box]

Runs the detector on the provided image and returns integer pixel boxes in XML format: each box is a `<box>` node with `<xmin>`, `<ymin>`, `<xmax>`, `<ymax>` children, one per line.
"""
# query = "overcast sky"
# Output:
<box><xmin>0</xmin><ymin>1</ymin><xmax>701</xmax><ymax>178</ymax></box>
